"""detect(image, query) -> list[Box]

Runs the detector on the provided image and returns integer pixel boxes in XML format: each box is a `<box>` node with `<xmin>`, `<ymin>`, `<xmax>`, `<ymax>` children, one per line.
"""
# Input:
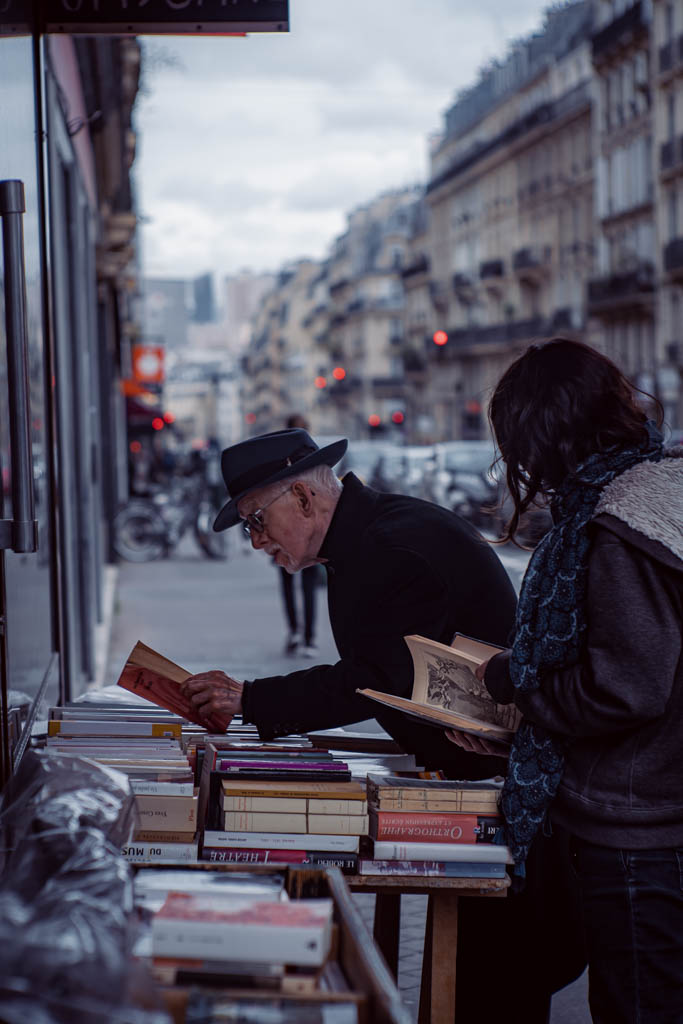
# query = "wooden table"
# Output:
<box><xmin>347</xmin><ymin>873</ymin><xmax>509</xmax><ymax>1024</ymax></box>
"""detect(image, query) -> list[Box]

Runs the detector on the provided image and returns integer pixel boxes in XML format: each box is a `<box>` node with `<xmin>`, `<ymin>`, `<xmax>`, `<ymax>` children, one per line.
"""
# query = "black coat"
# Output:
<box><xmin>242</xmin><ymin>472</ymin><xmax>517</xmax><ymax>777</ymax></box>
<box><xmin>242</xmin><ymin>474</ymin><xmax>585</xmax><ymax>1014</ymax></box>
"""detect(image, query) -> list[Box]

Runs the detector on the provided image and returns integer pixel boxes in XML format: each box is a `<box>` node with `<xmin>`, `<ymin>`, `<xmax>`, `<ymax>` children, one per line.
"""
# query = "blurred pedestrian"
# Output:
<box><xmin>279</xmin><ymin>414</ymin><xmax>319</xmax><ymax>656</ymax></box>
<box><xmin>448</xmin><ymin>337</ymin><xmax>683</xmax><ymax>1024</ymax></box>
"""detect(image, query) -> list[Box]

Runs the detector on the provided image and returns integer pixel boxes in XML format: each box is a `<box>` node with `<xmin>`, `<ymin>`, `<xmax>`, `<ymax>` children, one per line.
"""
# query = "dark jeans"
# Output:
<box><xmin>455</xmin><ymin>824</ymin><xmax>586</xmax><ymax>1023</ymax></box>
<box><xmin>279</xmin><ymin>565</ymin><xmax>317</xmax><ymax>644</ymax></box>
<box><xmin>572</xmin><ymin>837</ymin><xmax>683</xmax><ymax>1024</ymax></box>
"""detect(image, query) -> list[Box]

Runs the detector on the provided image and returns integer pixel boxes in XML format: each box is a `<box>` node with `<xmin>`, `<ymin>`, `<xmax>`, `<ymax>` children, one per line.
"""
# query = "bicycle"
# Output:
<box><xmin>112</xmin><ymin>474</ymin><xmax>228</xmax><ymax>563</ymax></box>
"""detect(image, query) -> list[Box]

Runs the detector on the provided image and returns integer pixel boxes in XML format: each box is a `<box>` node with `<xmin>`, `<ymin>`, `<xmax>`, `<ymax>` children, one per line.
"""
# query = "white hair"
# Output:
<box><xmin>293</xmin><ymin>464</ymin><xmax>342</xmax><ymax>496</ymax></box>
<box><xmin>259</xmin><ymin>463</ymin><xmax>342</xmax><ymax>504</ymax></box>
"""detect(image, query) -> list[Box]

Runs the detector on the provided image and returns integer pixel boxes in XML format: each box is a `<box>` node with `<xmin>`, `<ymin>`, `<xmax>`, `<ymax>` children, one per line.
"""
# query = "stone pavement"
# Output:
<box><xmin>102</xmin><ymin>531</ymin><xmax>589</xmax><ymax>1021</ymax></box>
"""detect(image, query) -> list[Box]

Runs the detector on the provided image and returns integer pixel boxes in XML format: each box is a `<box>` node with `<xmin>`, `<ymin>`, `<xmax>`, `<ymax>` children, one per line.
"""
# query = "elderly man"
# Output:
<box><xmin>181</xmin><ymin>427</ymin><xmax>516</xmax><ymax>774</ymax></box>
<box><xmin>181</xmin><ymin>427</ymin><xmax>585</xmax><ymax>1022</ymax></box>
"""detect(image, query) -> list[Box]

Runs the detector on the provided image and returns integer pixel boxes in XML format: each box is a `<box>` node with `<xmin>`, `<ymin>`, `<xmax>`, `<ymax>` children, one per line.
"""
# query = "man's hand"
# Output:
<box><xmin>181</xmin><ymin>671</ymin><xmax>244</xmax><ymax>733</ymax></box>
<box><xmin>444</xmin><ymin>728</ymin><xmax>511</xmax><ymax>758</ymax></box>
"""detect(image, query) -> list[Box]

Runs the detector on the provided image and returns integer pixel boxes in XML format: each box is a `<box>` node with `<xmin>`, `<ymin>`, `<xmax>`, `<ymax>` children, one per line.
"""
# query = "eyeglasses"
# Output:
<box><xmin>241</xmin><ymin>487</ymin><xmax>292</xmax><ymax>537</ymax></box>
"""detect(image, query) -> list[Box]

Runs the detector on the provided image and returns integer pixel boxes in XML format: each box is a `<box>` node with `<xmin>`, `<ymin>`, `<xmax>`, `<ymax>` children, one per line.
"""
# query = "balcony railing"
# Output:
<box><xmin>480</xmin><ymin>259</ymin><xmax>504</xmax><ymax>279</ymax></box>
<box><xmin>592</xmin><ymin>2</ymin><xmax>645</xmax><ymax>61</ymax></box>
<box><xmin>424</xmin><ymin>316</ymin><xmax>546</xmax><ymax>353</ymax></box>
<box><xmin>587</xmin><ymin>264</ymin><xmax>655</xmax><ymax>308</ymax></box>
<box><xmin>452</xmin><ymin>272</ymin><xmax>474</xmax><ymax>292</ymax></box>
<box><xmin>513</xmin><ymin>245</ymin><xmax>551</xmax><ymax>274</ymax></box>
<box><xmin>401</xmin><ymin>255</ymin><xmax>430</xmax><ymax>278</ymax></box>
<box><xmin>664</xmin><ymin>237</ymin><xmax>683</xmax><ymax>272</ymax></box>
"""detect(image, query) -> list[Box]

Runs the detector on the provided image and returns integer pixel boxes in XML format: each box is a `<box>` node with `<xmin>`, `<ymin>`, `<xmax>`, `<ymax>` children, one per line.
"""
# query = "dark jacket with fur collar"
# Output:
<box><xmin>486</xmin><ymin>449</ymin><xmax>683</xmax><ymax>848</ymax></box>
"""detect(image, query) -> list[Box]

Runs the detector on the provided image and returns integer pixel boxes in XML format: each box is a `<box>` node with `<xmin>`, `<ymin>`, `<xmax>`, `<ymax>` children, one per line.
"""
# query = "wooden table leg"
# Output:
<box><xmin>418</xmin><ymin>891</ymin><xmax>459</xmax><ymax>1024</ymax></box>
<box><xmin>372</xmin><ymin>891</ymin><xmax>401</xmax><ymax>977</ymax></box>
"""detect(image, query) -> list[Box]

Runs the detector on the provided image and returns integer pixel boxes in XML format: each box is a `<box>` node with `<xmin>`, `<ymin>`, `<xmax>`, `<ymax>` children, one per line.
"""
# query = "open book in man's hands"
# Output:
<box><xmin>116</xmin><ymin>641</ymin><xmax>230</xmax><ymax>732</ymax></box>
<box><xmin>357</xmin><ymin>633</ymin><xmax>521</xmax><ymax>740</ymax></box>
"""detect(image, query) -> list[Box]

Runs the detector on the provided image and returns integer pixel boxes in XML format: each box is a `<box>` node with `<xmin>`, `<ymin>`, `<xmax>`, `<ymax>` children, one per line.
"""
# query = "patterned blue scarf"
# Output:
<box><xmin>501</xmin><ymin>422</ymin><xmax>664</xmax><ymax>881</ymax></box>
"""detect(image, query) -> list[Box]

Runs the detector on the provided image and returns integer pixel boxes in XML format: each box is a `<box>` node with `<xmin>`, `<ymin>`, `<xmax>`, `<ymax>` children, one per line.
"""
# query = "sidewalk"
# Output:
<box><xmin>102</xmin><ymin>534</ymin><xmax>588</xmax><ymax>1021</ymax></box>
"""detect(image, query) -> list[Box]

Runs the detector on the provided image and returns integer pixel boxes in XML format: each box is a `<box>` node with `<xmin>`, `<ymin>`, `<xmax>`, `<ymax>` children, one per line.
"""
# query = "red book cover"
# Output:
<box><xmin>156</xmin><ymin>893</ymin><xmax>332</xmax><ymax>927</ymax></box>
<box><xmin>369</xmin><ymin>811</ymin><xmax>502</xmax><ymax>844</ymax></box>
<box><xmin>116</xmin><ymin>642</ymin><xmax>230</xmax><ymax>732</ymax></box>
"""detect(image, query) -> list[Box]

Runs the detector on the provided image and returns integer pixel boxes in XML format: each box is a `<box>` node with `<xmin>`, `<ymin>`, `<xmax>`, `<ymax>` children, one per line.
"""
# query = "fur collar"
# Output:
<box><xmin>594</xmin><ymin>446</ymin><xmax>683</xmax><ymax>562</ymax></box>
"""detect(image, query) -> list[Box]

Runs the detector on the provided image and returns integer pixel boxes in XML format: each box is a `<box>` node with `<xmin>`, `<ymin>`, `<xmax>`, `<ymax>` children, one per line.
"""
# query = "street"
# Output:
<box><xmin>103</xmin><ymin>533</ymin><xmax>588</xmax><ymax>1022</ymax></box>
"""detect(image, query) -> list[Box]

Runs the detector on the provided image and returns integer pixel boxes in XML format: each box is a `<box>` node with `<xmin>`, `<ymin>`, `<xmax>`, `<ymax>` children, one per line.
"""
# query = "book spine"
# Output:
<box><xmin>134</xmin><ymin>830</ymin><xmax>197</xmax><ymax>843</ymax></box>
<box><xmin>357</xmin><ymin>859</ymin><xmax>507</xmax><ymax>877</ymax></box>
<box><xmin>122</xmin><ymin>842</ymin><xmax>197</xmax><ymax>862</ymax></box>
<box><xmin>222</xmin><ymin>796</ymin><xmax>308</xmax><ymax>813</ymax></box>
<box><xmin>203</xmin><ymin>830</ymin><xmax>359</xmax><ymax>853</ymax></box>
<box><xmin>47</xmin><ymin>719</ymin><xmax>181</xmax><ymax>738</ymax></box>
<box><xmin>307</xmin><ymin>798</ymin><xmax>368</xmax><ymax>815</ymax></box>
<box><xmin>307</xmin><ymin>814</ymin><xmax>368</xmax><ymax>836</ymax></box>
<box><xmin>222</xmin><ymin>811</ymin><xmax>308</xmax><ymax>833</ymax></box>
<box><xmin>216</xmin><ymin>770</ymin><xmax>352</xmax><ymax>782</ymax></box>
<box><xmin>200</xmin><ymin>848</ymin><xmax>309</xmax><ymax>864</ymax></box>
<box><xmin>151</xmin><ymin>919</ymin><xmax>330</xmax><ymax>967</ymax></box>
<box><xmin>371</xmin><ymin>797</ymin><xmax>499</xmax><ymax>814</ymax></box>
<box><xmin>216</xmin><ymin>760</ymin><xmax>348</xmax><ymax>771</ymax></box>
<box><xmin>300</xmin><ymin>852</ymin><xmax>358</xmax><ymax>873</ymax></box>
<box><xmin>135</xmin><ymin>795</ymin><xmax>198</xmax><ymax>830</ymax></box>
<box><xmin>130</xmin><ymin>781</ymin><xmax>195</xmax><ymax>796</ymax></box>
<box><xmin>370</xmin><ymin>812</ymin><xmax>502</xmax><ymax>844</ymax></box>
<box><xmin>371</xmin><ymin>840</ymin><xmax>511</xmax><ymax>863</ymax></box>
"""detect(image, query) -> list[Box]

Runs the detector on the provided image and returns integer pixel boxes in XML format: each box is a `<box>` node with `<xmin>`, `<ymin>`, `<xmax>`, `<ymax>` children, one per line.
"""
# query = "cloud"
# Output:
<box><xmin>136</xmin><ymin>0</ymin><xmax>552</xmax><ymax>277</ymax></box>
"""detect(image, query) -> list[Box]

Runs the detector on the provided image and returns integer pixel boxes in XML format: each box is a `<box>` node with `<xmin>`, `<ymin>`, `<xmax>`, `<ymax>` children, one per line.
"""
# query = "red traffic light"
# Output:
<box><xmin>314</xmin><ymin>376</ymin><xmax>327</xmax><ymax>389</ymax></box>
<box><xmin>245</xmin><ymin>412</ymin><xmax>257</xmax><ymax>424</ymax></box>
<box><xmin>368</xmin><ymin>414</ymin><xmax>381</xmax><ymax>427</ymax></box>
<box><xmin>433</xmin><ymin>330</ymin><xmax>448</xmax><ymax>347</ymax></box>
<box><xmin>332</xmin><ymin>366</ymin><xmax>346</xmax><ymax>381</ymax></box>
<box><xmin>129</xmin><ymin>440</ymin><xmax>142</xmax><ymax>453</ymax></box>
<box><xmin>163</xmin><ymin>411</ymin><xmax>175</xmax><ymax>424</ymax></box>
<box><xmin>151</xmin><ymin>417</ymin><xmax>164</xmax><ymax>431</ymax></box>
<box><xmin>391</xmin><ymin>410</ymin><xmax>405</xmax><ymax>424</ymax></box>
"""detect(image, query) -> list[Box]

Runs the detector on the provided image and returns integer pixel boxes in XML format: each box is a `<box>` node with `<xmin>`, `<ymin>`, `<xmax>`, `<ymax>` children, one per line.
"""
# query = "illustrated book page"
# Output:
<box><xmin>357</xmin><ymin>632</ymin><xmax>520</xmax><ymax>739</ymax></box>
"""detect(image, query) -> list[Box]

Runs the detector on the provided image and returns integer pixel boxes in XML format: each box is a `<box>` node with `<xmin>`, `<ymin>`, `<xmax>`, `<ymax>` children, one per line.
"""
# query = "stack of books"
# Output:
<box><xmin>359</xmin><ymin>774</ymin><xmax>511</xmax><ymax>877</ymax></box>
<box><xmin>47</xmin><ymin>705</ymin><xmax>198</xmax><ymax>863</ymax></box>
<box><xmin>199</xmin><ymin>742</ymin><xmax>367</xmax><ymax>872</ymax></box>
<box><xmin>133</xmin><ymin>867</ymin><xmax>343</xmax><ymax>999</ymax></box>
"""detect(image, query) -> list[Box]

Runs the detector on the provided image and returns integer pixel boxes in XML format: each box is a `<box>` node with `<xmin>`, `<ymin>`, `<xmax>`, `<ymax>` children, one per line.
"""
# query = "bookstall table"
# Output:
<box><xmin>134</xmin><ymin>862</ymin><xmax>413</xmax><ymax>1024</ymax></box>
<box><xmin>347</xmin><ymin>873</ymin><xmax>510</xmax><ymax>1024</ymax></box>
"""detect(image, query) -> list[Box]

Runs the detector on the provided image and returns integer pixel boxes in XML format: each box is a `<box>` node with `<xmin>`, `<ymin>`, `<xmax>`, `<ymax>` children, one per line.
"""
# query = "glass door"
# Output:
<box><xmin>0</xmin><ymin>22</ymin><xmax>58</xmax><ymax>783</ymax></box>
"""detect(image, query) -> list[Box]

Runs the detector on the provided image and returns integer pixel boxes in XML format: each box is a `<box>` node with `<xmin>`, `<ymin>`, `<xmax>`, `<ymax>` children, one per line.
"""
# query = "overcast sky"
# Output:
<box><xmin>136</xmin><ymin>0</ymin><xmax>553</xmax><ymax>280</ymax></box>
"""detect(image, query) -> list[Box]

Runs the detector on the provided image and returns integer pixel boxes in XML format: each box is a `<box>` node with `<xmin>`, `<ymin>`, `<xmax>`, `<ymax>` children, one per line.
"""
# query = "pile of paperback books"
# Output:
<box><xmin>198</xmin><ymin>740</ymin><xmax>368</xmax><ymax>872</ymax></box>
<box><xmin>47</xmin><ymin>702</ymin><xmax>200</xmax><ymax>862</ymax></box>
<box><xmin>359</xmin><ymin>774</ymin><xmax>511</xmax><ymax>877</ymax></box>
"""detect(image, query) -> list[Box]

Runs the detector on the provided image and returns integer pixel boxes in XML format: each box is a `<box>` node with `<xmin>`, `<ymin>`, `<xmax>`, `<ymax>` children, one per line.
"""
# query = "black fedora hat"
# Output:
<box><xmin>213</xmin><ymin>428</ymin><xmax>348</xmax><ymax>532</ymax></box>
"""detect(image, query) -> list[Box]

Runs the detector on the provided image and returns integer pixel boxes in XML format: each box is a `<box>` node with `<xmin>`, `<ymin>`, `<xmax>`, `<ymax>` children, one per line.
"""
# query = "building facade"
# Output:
<box><xmin>420</xmin><ymin>1</ymin><xmax>595</xmax><ymax>439</ymax></box>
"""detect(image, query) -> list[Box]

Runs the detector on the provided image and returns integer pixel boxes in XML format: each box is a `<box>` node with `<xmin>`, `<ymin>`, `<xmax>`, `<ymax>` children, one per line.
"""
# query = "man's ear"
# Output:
<box><xmin>291</xmin><ymin>480</ymin><xmax>316</xmax><ymax>516</ymax></box>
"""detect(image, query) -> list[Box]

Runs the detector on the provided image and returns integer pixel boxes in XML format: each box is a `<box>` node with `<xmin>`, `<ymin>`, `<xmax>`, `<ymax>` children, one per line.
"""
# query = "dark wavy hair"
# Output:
<box><xmin>489</xmin><ymin>337</ymin><xmax>663</xmax><ymax>544</ymax></box>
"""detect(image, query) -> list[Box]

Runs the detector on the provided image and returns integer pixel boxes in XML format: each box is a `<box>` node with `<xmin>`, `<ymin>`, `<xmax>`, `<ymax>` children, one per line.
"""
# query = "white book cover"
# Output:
<box><xmin>122</xmin><ymin>842</ymin><xmax>198</xmax><ymax>862</ymax></box>
<box><xmin>130</xmin><ymin>780</ymin><xmax>195</xmax><ymax>797</ymax></box>
<box><xmin>203</xmin><ymin>830</ymin><xmax>360</xmax><ymax>853</ymax></box>
<box><xmin>151</xmin><ymin>894</ymin><xmax>333</xmax><ymax>966</ymax></box>
<box><xmin>371</xmin><ymin>840</ymin><xmax>512</xmax><ymax>863</ymax></box>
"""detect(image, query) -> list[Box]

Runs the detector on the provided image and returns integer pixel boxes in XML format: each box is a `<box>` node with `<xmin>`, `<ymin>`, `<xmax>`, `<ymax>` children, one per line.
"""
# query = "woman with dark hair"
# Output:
<box><xmin>448</xmin><ymin>337</ymin><xmax>683</xmax><ymax>1023</ymax></box>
